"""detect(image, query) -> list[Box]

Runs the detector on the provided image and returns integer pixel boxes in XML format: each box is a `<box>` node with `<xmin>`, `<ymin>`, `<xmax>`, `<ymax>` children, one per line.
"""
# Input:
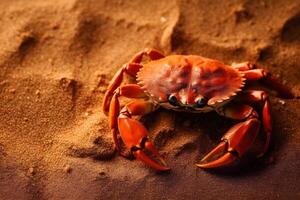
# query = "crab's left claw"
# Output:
<box><xmin>118</xmin><ymin>116</ymin><xmax>170</xmax><ymax>171</ymax></box>
<box><xmin>133</xmin><ymin>147</ymin><xmax>169</xmax><ymax>171</ymax></box>
<box><xmin>197</xmin><ymin>118</ymin><xmax>260</xmax><ymax>169</ymax></box>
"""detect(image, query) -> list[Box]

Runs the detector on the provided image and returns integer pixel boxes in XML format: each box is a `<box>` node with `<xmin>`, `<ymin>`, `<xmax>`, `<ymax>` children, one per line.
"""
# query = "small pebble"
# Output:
<box><xmin>9</xmin><ymin>89</ymin><xmax>16</xmax><ymax>94</ymax></box>
<box><xmin>282</xmin><ymin>80</ymin><xmax>287</xmax><ymax>85</ymax></box>
<box><xmin>160</xmin><ymin>16</ymin><xmax>167</xmax><ymax>23</ymax></box>
<box><xmin>35</xmin><ymin>90</ymin><xmax>40</xmax><ymax>95</ymax></box>
<box><xmin>63</xmin><ymin>164</ymin><xmax>72</xmax><ymax>173</ymax></box>
<box><xmin>278</xmin><ymin>99</ymin><xmax>286</xmax><ymax>105</ymax></box>
<box><xmin>28</xmin><ymin>167</ymin><xmax>35</xmax><ymax>175</ymax></box>
<box><xmin>99</xmin><ymin>88</ymin><xmax>107</xmax><ymax>93</ymax></box>
<box><xmin>48</xmin><ymin>58</ymin><xmax>53</xmax><ymax>65</ymax></box>
<box><xmin>97</xmin><ymin>170</ymin><xmax>107</xmax><ymax>179</ymax></box>
<box><xmin>24</xmin><ymin>117</ymin><xmax>29</xmax><ymax>122</ymax></box>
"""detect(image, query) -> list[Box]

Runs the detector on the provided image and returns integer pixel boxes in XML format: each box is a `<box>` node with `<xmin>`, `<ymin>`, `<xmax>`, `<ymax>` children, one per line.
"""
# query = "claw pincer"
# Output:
<box><xmin>197</xmin><ymin>118</ymin><xmax>260</xmax><ymax>168</ymax></box>
<box><xmin>118</xmin><ymin>114</ymin><xmax>170</xmax><ymax>171</ymax></box>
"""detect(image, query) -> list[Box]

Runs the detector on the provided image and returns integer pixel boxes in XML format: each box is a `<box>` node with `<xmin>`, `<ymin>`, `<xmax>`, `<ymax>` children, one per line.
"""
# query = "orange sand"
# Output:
<box><xmin>0</xmin><ymin>0</ymin><xmax>300</xmax><ymax>199</ymax></box>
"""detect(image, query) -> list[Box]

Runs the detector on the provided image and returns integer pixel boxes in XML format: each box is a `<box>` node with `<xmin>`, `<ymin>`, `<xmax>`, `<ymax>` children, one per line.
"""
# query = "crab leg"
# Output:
<box><xmin>102</xmin><ymin>63</ymin><xmax>143</xmax><ymax>114</ymax></box>
<box><xmin>197</xmin><ymin>104</ymin><xmax>260</xmax><ymax>169</ymax></box>
<box><xmin>102</xmin><ymin>48</ymin><xmax>165</xmax><ymax>114</ymax></box>
<box><xmin>232</xmin><ymin>62</ymin><xmax>254</xmax><ymax>71</ymax></box>
<box><xmin>109</xmin><ymin>84</ymin><xmax>146</xmax><ymax>151</ymax></box>
<box><xmin>238</xmin><ymin>90</ymin><xmax>272</xmax><ymax>157</ymax></box>
<box><xmin>107</xmin><ymin>83</ymin><xmax>169</xmax><ymax>171</ymax></box>
<box><xmin>129</xmin><ymin>48</ymin><xmax>165</xmax><ymax>63</ymax></box>
<box><xmin>233</xmin><ymin>62</ymin><xmax>294</xmax><ymax>99</ymax></box>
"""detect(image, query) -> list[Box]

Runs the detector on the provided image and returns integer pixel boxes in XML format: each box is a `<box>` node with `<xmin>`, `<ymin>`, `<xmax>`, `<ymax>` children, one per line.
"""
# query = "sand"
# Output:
<box><xmin>0</xmin><ymin>0</ymin><xmax>300</xmax><ymax>199</ymax></box>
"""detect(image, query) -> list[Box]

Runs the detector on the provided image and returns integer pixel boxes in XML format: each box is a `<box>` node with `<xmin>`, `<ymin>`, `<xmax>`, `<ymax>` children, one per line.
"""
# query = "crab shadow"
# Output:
<box><xmin>145</xmin><ymin>106</ymin><xmax>287</xmax><ymax>177</ymax></box>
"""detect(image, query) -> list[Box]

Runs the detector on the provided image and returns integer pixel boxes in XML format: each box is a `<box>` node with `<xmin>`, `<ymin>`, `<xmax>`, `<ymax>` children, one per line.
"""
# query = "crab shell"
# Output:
<box><xmin>136</xmin><ymin>55</ymin><xmax>245</xmax><ymax>111</ymax></box>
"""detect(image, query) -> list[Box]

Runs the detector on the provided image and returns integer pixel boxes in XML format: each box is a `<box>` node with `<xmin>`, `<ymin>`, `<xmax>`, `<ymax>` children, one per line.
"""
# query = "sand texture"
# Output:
<box><xmin>0</xmin><ymin>0</ymin><xmax>300</xmax><ymax>199</ymax></box>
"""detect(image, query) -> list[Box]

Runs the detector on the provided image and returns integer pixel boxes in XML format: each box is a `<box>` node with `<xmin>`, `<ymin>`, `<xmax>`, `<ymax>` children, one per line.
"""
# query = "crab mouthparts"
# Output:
<box><xmin>183</xmin><ymin>104</ymin><xmax>197</xmax><ymax>110</ymax></box>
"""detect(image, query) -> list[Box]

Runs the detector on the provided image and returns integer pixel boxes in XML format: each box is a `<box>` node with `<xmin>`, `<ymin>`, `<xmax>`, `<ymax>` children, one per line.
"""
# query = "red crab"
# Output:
<box><xmin>102</xmin><ymin>48</ymin><xmax>293</xmax><ymax>171</ymax></box>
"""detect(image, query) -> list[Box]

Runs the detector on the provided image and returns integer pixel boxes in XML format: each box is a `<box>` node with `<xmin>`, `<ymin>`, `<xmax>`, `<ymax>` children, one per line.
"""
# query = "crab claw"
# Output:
<box><xmin>196</xmin><ymin>142</ymin><xmax>237</xmax><ymax>169</ymax></box>
<box><xmin>197</xmin><ymin>118</ymin><xmax>260</xmax><ymax>169</ymax></box>
<box><xmin>118</xmin><ymin>117</ymin><xmax>170</xmax><ymax>171</ymax></box>
<box><xmin>133</xmin><ymin>148</ymin><xmax>169</xmax><ymax>171</ymax></box>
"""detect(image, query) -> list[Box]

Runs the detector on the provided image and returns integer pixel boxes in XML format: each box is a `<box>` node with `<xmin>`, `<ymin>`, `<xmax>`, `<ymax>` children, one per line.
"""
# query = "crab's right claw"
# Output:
<box><xmin>118</xmin><ymin>117</ymin><xmax>170</xmax><ymax>171</ymax></box>
<box><xmin>197</xmin><ymin>142</ymin><xmax>237</xmax><ymax>169</ymax></box>
<box><xmin>197</xmin><ymin>118</ymin><xmax>260</xmax><ymax>169</ymax></box>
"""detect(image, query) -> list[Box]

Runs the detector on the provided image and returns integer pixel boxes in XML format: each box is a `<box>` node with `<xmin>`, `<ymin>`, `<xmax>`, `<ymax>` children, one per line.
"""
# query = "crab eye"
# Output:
<box><xmin>196</xmin><ymin>98</ymin><xmax>207</xmax><ymax>108</ymax></box>
<box><xmin>168</xmin><ymin>95</ymin><xmax>180</xmax><ymax>107</ymax></box>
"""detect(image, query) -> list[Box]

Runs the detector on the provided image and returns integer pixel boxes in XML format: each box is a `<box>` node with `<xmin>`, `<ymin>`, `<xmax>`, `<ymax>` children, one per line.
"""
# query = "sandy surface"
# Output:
<box><xmin>0</xmin><ymin>0</ymin><xmax>300</xmax><ymax>199</ymax></box>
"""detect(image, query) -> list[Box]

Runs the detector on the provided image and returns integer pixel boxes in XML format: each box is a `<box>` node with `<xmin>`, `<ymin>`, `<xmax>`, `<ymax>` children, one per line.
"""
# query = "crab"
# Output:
<box><xmin>102</xmin><ymin>48</ymin><xmax>293</xmax><ymax>171</ymax></box>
